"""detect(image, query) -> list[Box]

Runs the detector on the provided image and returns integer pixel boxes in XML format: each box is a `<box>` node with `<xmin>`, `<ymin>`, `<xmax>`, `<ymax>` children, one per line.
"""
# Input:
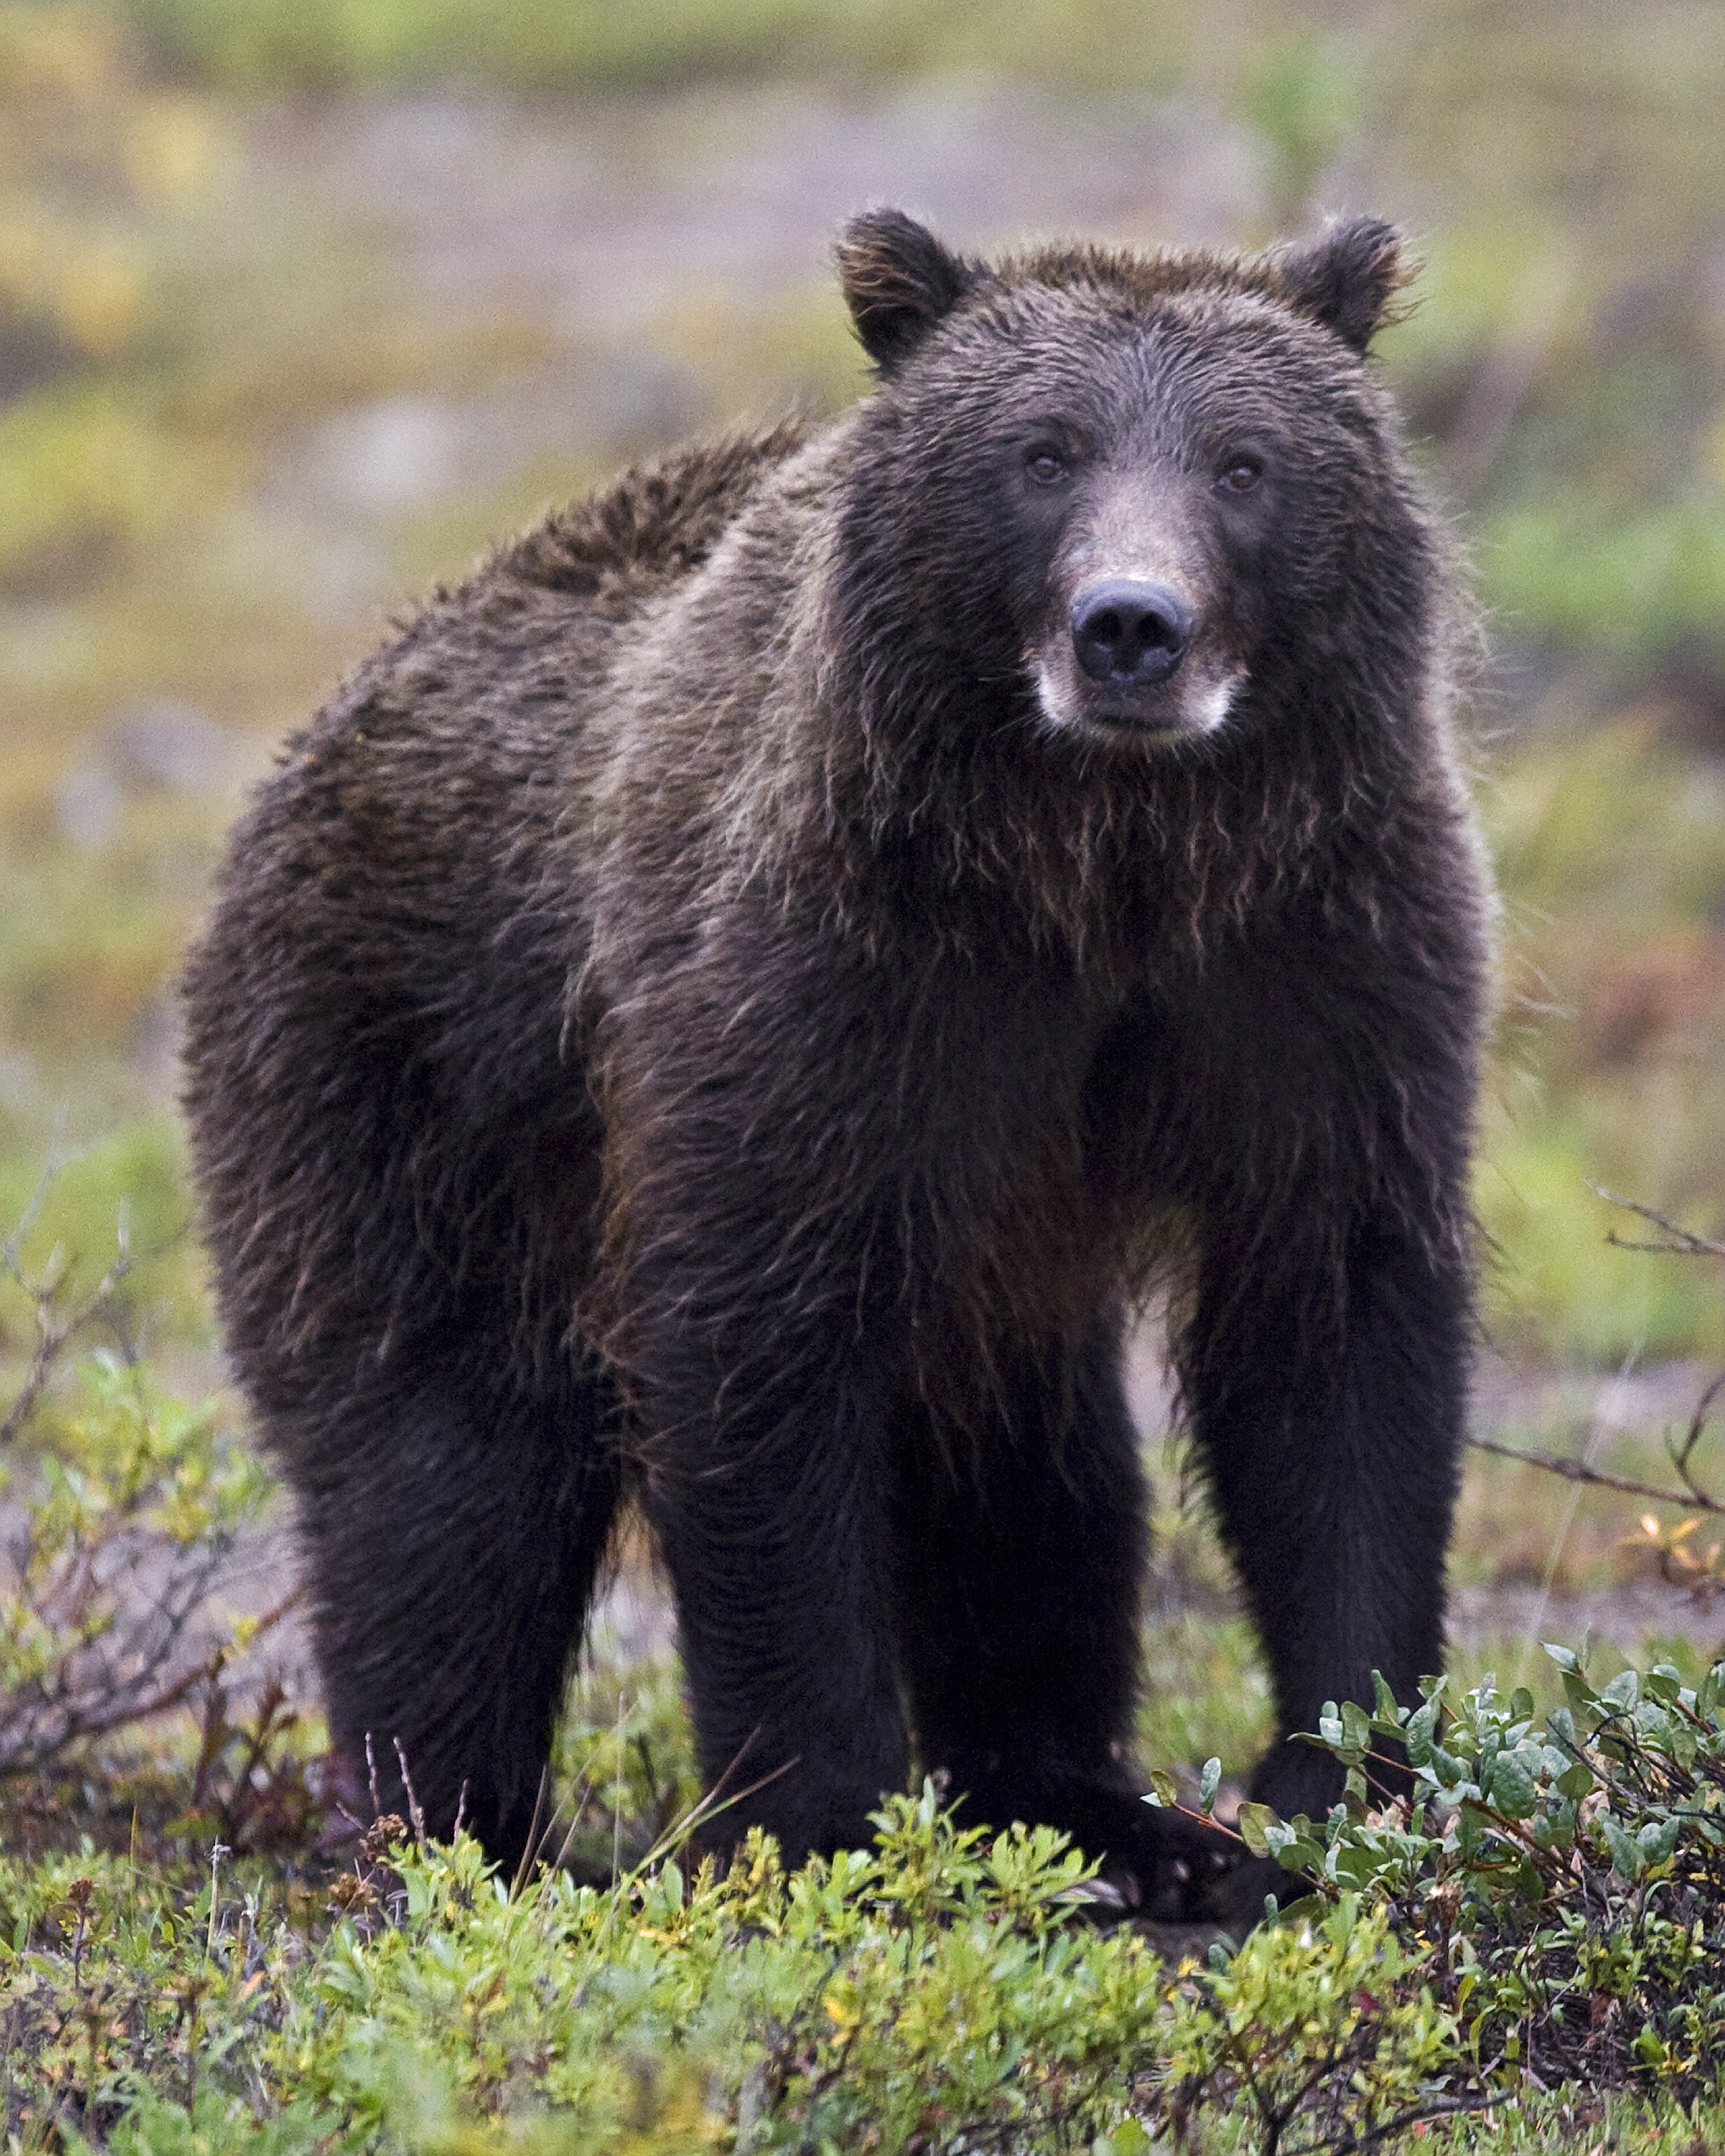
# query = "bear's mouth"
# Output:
<box><xmin>1100</xmin><ymin>673</ymin><xmax>1243</xmax><ymax>734</ymax></box>
<box><xmin>1028</xmin><ymin>655</ymin><xmax>1244</xmax><ymax>743</ymax></box>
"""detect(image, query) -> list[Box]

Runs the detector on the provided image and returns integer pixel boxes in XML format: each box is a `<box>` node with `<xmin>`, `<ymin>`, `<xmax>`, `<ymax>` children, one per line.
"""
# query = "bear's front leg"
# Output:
<box><xmin>1180</xmin><ymin>1201</ymin><xmax>1470</xmax><ymax>1927</ymax></box>
<box><xmin>890</xmin><ymin>1314</ymin><xmax>1235</xmax><ymax>1917</ymax></box>
<box><xmin>630</xmin><ymin>1316</ymin><xmax>911</xmax><ymax>1864</ymax></box>
<box><xmin>592</xmin><ymin>907</ymin><xmax>932</xmax><ymax>1862</ymax></box>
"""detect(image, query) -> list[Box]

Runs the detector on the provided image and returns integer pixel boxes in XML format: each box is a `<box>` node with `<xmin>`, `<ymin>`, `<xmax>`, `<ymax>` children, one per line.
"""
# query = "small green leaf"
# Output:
<box><xmin>1404</xmin><ymin>1700</ymin><xmax>1438</xmax><ymax>1767</ymax></box>
<box><xmin>1096</xmin><ymin>2123</ymin><xmax>1152</xmax><ymax>2156</ymax></box>
<box><xmin>1638</xmin><ymin>1815</ymin><xmax>1680</xmax><ymax>1866</ymax></box>
<box><xmin>1633</xmin><ymin>2027</ymin><xmax>1671</xmax><ymax>2070</ymax></box>
<box><xmin>1236</xmin><ymin>1802</ymin><xmax>1279</xmax><ymax>1858</ymax></box>
<box><xmin>1428</xmin><ymin>1746</ymin><xmax>1476</xmax><ymax>1794</ymax></box>
<box><xmin>1599</xmin><ymin>1669</ymin><xmax>1639</xmax><ymax>1713</ymax></box>
<box><xmin>1486</xmin><ymin>1753</ymin><xmax>1539</xmax><ymax>1820</ymax></box>
<box><xmin>1601</xmin><ymin>1810</ymin><xmax>1644</xmax><ymax>1879</ymax></box>
<box><xmin>1198</xmin><ymin>1756</ymin><xmax>1221</xmax><ymax>1815</ymax></box>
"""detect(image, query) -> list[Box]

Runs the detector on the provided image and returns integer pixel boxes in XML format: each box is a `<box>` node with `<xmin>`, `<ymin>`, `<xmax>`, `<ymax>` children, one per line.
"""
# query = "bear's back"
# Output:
<box><xmin>487</xmin><ymin>418</ymin><xmax>811</xmax><ymax>619</ymax></box>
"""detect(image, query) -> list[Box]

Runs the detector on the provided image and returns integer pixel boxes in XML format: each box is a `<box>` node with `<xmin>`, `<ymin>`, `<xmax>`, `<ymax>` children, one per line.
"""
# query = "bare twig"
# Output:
<box><xmin>393</xmin><ymin>1738</ymin><xmax>427</xmax><ymax>1846</ymax></box>
<box><xmin>1470</xmin><ymin>1183</ymin><xmax>1725</xmax><ymax>1603</ymax></box>
<box><xmin>0</xmin><ymin>1166</ymin><xmax>306</xmax><ymax>1807</ymax></box>
<box><xmin>0</xmin><ymin>1588</ymin><xmax>299</xmax><ymax>1777</ymax></box>
<box><xmin>1468</xmin><ymin>1344</ymin><xmax>1725</xmax><ymax>1535</ymax></box>
<box><xmin>1589</xmin><ymin>1184</ymin><xmax>1725</xmax><ymax>1261</ymax></box>
<box><xmin>1466</xmin><ymin>1434</ymin><xmax>1725</xmax><ymax>1517</ymax></box>
<box><xmin>0</xmin><ymin>1240</ymin><xmax>137</xmax><ymax>1448</ymax></box>
<box><xmin>1289</xmin><ymin>2091</ymin><xmax>1501</xmax><ymax>2155</ymax></box>
<box><xmin>1673</xmin><ymin>1368</ymin><xmax>1725</xmax><ymax>1483</ymax></box>
<box><xmin>1</xmin><ymin>1151</ymin><xmax>201</xmax><ymax>1452</ymax></box>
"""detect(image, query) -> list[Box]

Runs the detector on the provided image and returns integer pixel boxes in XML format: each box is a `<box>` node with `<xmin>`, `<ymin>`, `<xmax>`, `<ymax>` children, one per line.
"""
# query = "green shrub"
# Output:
<box><xmin>0</xmin><ymin>1348</ymin><xmax>270</xmax><ymax>1781</ymax></box>
<box><xmin>4</xmin><ymin>1271</ymin><xmax>1725</xmax><ymax>2147</ymax></box>
<box><xmin>1241</xmin><ymin>1651</ymin><xmax>1725</xmax><ymax>2105</ymax></box>
<box><xmin>0</xmin><ymin>1785</ymin><xmax>1473</xmax><ymax>2155</ymax></box>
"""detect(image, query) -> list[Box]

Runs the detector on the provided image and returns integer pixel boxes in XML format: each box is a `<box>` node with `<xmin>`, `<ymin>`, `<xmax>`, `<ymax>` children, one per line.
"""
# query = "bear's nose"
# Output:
<box><xmin>1070</xmin><ymin>579</ymin><xmax>1193</xmax><ymax>686</ymax></box>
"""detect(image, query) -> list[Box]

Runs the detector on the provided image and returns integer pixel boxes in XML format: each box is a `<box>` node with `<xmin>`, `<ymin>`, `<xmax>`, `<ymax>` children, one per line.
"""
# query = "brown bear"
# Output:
<box><xmin>181</xmin><ymin>209</ymin><xmax>1491</xmax><ymax>1925</ymax></box>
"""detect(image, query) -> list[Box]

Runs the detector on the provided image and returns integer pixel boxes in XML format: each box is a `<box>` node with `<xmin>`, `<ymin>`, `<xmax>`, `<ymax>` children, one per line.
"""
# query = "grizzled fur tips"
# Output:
<box><xmin>182</xmin><ymin>211</ymin><xmax>1492</xmax><ymax>1929</ymax></box>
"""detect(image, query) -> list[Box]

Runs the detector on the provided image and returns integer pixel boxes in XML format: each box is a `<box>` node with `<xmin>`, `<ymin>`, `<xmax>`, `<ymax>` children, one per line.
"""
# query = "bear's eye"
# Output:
<box><xmin>1216</xmin><ymin>456</ymin><xmax>1263</xmax><ymax>495</ymax></box>
<box><xmin>1024</xmin><ymin>446</ymin><xmax>1068</xmax><ymax>486</ymax></box>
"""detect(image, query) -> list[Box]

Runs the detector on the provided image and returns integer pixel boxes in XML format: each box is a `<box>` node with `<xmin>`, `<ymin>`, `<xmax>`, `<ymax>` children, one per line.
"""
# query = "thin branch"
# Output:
<box><xmin>1674</xmin><ymin>1367</ymin><xmax>1725</xmax><ymax>1480</ymax></box>
<box><xmin>0</xmin><ymin>1588</ymin><xmax>300</xmax><ymax>1776</ymax></box>
<box><xmin>1289</xmin><ymin>2091</ymin><xmax>1501</xmax><ymax>2155</ymax></box>
<box><xmin>1589</xmin><ymin>1184</ymin><xmax>1725</xmax><ymax>1260</ymax></box>
<box><xmin>1466</xmin><ymin>1434</ymin><xmax>1724</xmax><ymax>1516</ymax></box>
<box><xmin>0</xmin><ymin>1242</ymin><xmax>136</xmax><ymax>1447</ymax></box>
<box><xmin>14</xmin><ymin>1587</ymin><xmax>295</xmax><ymax>1748</ymax></box>
<box><xmin>1</xmin><ymin>1155</ymin><xmax>62</xmax><ymax>1275</ymax></box>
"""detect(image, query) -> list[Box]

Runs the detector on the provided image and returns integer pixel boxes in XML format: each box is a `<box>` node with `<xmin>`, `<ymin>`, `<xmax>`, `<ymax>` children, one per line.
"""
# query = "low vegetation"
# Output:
<box><xmin>1</xmin><ymin>1192</ymin><xmax>1724</xmax><ymax>2150</ymax></box>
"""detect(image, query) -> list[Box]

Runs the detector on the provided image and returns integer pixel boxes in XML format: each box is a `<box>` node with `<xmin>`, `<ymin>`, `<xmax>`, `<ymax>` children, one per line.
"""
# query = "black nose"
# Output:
<box><xmin>1070</xmin><ymin>579</ymin><xmax>1194</xmax><ymax>686</ymax></box>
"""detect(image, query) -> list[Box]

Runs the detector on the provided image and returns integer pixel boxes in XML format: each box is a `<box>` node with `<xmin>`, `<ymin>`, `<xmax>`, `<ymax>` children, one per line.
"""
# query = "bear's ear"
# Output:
<box><xmin>1276</xmin><ymin>216</ymin><xmax>1410</xmax><ymax>356</ymax></box>
<box><xmin>836</xmin><ymin>209</ymin><xmax>976</xmax><ymax>371</ymax></box>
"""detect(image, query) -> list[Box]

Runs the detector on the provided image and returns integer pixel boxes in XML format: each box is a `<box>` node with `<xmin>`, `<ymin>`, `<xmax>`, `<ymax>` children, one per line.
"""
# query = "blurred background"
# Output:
<box><xmin>2</xmin><ymin>0</ymin><xmax>1723</xmax><ymax>1662</ymax></box>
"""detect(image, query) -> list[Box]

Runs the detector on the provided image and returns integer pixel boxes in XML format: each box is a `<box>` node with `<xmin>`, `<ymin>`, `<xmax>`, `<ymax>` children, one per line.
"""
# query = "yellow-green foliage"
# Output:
<box><xmin>0</xmin><ymin>1128</ymin><xmax>210</xmax><ymax>1361</ymax></box>
<box><xmin>118</xmin><ymin>0</ymin><xmax>1205</xmax><ymax>96</ymax></box>
<box><xmin>1</xmin><ymin>1302</ymin><xmax>1725</xmax><ymax>2147</ymax></box>
<box><xmin>0</xmin><ymin>1789</ymin><xmax>1473</xmax><ymax>2156</ymax></box>
<box><xmin>0</xmin><ymin>389</ymin><xmax>201</xmax><ymax>596</ymax></box>
<box><xmin>1478</xmin><ymin>722</ymin><xmax>1725</xmax><ymax>1360</ymax></box>
<box><xmin>4</xmin><ymin>0</ymin><xmax>1725</xmax><ymax>1364</ymax></box>
<box><xmin>1161</xmin><ymin>1896</ymin><xmax>1458</xmax><ymax>2147</ymax></box>
<box><xmin>14</xmin><ymin>1693</ymin><xmax>1725</xmax><ymax>2156</ymax></box>
<box><xmin>1484</xmin><ymin>493</ymin><xmax>1725</xmax><ymax>668</ymax></box>
<box><xmin>0</xmin><ymin>1350</ymin><xmax>267</xmax><ymax>1777</ymax></box>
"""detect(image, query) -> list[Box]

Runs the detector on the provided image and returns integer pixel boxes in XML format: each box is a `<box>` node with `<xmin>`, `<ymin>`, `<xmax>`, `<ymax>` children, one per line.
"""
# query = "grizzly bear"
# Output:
<box><xmin>181</xmin><ymin>209</ymin><xmax>1491</xmax><ymax>1925</ymax></box>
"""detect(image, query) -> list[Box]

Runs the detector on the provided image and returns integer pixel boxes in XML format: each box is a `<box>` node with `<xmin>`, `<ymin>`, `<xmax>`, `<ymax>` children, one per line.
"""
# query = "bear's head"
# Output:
<box><xmin>828</xmin><ymin>210</ymin><xmax>1432</xmax><ymax>759</ymax></box>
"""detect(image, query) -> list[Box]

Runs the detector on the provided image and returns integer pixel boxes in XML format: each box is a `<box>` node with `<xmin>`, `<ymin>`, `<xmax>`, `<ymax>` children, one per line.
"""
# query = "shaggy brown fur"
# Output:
<box><xmin>182</xmin><ymin>211</ymin><xmax>1492</xmax><ymax>1926</ymax></box>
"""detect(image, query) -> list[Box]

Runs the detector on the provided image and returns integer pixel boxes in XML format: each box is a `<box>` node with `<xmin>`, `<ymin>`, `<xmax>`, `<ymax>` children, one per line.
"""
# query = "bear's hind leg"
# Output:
<box><xmin>890</xmin><ymin>1315</ymin><xmax>1227</xmax><ymax>1913</ymax></box>
<box><xmin>287</xmin><ymin>1353</ymin><xmax>622</xmax><ymax>1873</ymax></box>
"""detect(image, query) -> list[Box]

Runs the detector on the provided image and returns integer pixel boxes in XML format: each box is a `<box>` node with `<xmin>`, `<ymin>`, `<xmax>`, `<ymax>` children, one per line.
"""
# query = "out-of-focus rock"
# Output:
<box><xmin>55</xmin><ymin>698</ymin><xmax>232</xmax><ymax>846</ymax></box>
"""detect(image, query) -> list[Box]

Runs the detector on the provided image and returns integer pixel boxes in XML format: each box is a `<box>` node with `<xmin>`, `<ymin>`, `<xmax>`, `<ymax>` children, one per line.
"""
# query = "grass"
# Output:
<box><xmin>10</xmin><ymin>1621</ymin><xmax>1725</xmax><ymax>2150</ymax></box>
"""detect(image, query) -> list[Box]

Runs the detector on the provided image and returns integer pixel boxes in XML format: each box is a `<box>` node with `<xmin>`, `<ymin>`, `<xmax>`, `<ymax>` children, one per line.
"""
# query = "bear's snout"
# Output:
<box><xmin>1070</xmin><ymin>578</ymin><xmax>1193</xmax><ymax>688</ymax></box>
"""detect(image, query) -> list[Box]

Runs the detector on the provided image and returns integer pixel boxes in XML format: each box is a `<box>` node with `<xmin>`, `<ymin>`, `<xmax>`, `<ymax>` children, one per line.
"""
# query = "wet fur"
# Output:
<box><xmin>182</xmin><ymin>216</ymin><xmax>1491</xmax><ymax>1925</ymax></box>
